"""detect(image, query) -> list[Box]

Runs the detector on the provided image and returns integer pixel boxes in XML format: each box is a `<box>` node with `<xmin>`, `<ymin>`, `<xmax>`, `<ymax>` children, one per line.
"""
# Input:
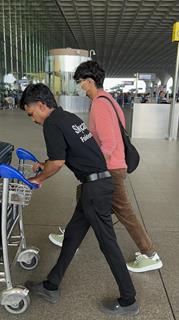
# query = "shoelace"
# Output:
<box><xmin>134</xmin><ymin>252</ymin><xmax>147</xmax><ymax>264</ymax></box>
<box><xmin>134</xmin><ymin>251</ymin><xmax>157</xmax><ymax>264</ymax></box>
<box><xmin>59</xmin><ymin>226</ymin><xmax>65</xmax><ymax>235</ymax></box>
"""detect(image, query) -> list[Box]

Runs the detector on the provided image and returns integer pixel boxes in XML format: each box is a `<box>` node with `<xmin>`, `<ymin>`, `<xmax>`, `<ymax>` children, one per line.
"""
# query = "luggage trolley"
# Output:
<box><xmin>0</xmin><ymin>162</ymin><xmax>39</xmax><ymax>314</ymax></box>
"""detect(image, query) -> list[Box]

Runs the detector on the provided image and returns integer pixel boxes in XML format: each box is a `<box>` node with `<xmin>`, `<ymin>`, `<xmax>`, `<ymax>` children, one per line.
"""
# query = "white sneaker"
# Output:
<box><xmin>127</xmin><ymin>252</ymin><xmax>163</xmax><ymax>273</ymax></box>
<box><xmin>49</xmin><ymin>227</ymin><xmax>65</xmax><ymax>247</ymax></box>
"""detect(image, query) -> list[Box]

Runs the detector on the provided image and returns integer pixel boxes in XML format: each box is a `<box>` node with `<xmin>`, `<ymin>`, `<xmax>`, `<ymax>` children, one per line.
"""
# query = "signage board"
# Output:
<box><xmin>172</xmin><ymin>22</ymin><xmax>179</xmax><ymax>42</ymax></box>
<box><xmin>138</xmin><ymin>73</ymin><xmax>156</xmax><ymax>81</ymax></box>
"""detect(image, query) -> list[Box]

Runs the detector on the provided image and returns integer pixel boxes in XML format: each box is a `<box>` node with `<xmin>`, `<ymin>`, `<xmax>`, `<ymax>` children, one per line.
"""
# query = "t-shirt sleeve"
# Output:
<box><xmin>43</xmin><ymin>120</ymin><xmax>67</xmax><ymax>160</ymax></box>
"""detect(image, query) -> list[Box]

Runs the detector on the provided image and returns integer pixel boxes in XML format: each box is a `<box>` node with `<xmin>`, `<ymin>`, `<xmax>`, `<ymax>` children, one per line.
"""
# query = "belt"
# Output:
<box><xmin>82</xmin><ymin>170</ymin><xmax>111</xmax><ymax>183</ymax></box>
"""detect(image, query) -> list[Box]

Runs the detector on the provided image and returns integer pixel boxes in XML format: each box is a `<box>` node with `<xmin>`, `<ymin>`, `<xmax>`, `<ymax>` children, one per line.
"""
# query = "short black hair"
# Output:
<box><xmin>20</xmin><ymin>83</ymin><xmax>58</xmax><ymax>110</ymax></box>
<box><xmin>73</xmin><ymin>61</ymin><xmax>105</xmax><ymax>88</ymax></box>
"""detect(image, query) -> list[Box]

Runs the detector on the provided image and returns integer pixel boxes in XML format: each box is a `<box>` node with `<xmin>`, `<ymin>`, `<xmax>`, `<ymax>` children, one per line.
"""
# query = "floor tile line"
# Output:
<box><xmin>158</xmin><ymin>269</ymin><xmax>176</xmax><ymax>320</ymax></box>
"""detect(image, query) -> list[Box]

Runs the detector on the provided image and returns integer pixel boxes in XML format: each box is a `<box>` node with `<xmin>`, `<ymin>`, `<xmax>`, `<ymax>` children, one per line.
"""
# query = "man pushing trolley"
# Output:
<box><xmin>20</xmin><ymin>84</ymin><xmax>139</xmax><ymax>316</ymax></box>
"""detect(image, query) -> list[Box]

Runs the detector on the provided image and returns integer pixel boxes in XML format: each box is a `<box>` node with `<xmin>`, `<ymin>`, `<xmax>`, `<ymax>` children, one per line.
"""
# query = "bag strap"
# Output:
<box><xmin>97</xmin><ymin>95</ymin><xmax>128</xmax><ymax>137</ymax></box>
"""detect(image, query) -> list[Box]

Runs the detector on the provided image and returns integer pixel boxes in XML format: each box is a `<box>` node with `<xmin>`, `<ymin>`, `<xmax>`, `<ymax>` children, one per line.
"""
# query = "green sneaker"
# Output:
<box><xmin>127</xmin><ymin>252</ymin><xmax>163</xmax><ymax>273</ymax></box>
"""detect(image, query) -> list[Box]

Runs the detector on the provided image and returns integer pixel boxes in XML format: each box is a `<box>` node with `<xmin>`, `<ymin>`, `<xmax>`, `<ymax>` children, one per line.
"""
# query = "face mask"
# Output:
<box><xmin>76</xmin><ymin>84</ymin><xmax>87</xmax><ymax>97</ymax></box>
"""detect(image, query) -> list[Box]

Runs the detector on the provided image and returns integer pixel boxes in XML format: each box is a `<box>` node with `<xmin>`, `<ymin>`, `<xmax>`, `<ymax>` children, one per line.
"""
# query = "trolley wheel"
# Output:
<box><xmin>19</xmin><ymin>254</ymin><xmax>39</xmax><ymax>270</ymax></box>
<box><xmin>4</xmin><ymin>295</ymin><xmax>30</xmax><ymax>314</ymax></box>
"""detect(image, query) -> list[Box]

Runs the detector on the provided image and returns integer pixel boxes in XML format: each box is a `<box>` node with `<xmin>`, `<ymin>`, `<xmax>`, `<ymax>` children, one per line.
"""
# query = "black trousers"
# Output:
<box><xmin>47</xmin><ymin>177</ymin><xmax>136</xmax><ymax>302</ymax></box>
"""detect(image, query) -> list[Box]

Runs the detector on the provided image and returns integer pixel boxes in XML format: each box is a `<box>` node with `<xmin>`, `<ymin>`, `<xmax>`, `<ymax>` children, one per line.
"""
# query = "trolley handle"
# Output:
<box><xmin>0</xmin><ymin>164</ymin><xmax>39</xmax><ymax>190</ymax></box>
<box><xmin>16</xmin><ymin>147</ymin><xmax>43</xmax><ymax>174</ymax></box>
<box><xmin>16</xmin><ymin>148</ymin><xmax>39</xmax><ymax>162</ymax></box>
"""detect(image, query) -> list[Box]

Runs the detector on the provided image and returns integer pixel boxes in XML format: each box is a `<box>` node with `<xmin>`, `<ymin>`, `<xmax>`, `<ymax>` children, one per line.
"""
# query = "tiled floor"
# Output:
<box><xmin>0</xmin><ymin>109</ymin><xmax>178</xmax><ymax>320</ymax></box>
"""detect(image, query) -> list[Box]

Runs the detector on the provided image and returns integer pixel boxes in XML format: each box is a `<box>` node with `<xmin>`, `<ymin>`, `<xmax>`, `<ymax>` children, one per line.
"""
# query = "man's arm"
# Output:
<box><xmin>29</xmin><ymin>159</ymin><xmax>65</xmax><ymax>185</ymax></box>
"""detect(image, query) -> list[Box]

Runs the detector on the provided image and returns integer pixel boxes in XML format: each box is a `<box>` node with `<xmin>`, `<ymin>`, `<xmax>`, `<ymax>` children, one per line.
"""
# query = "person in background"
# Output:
<box><xmin>72</xmin><ymin>61</ymin><xmax>163</xmax><ymax>273</ymax></box>
<box><xmin>114</xmin><ymin>92</ymin><xmax>118</xmax><ymax>100</ymax></box>
<box><xmin>49</xmin><ymin>61</ymin><xmax>163</xmax><ymax>273</ymax></box>
<box><xmin>157</xmin><ymin>90</ymin><xmax>168</xmax><ymax>104</ymax></box>
<box><xmin>117</xmin><ymin>92</ymin><xmax>124</xmax><ymax>107</ymax></box>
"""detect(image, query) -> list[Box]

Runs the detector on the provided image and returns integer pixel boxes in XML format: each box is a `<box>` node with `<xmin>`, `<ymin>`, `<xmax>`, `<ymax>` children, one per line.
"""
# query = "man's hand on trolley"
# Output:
<box><xmin>32</xmin><ymin>162</ymin><xmax>45</xmax><ymax>173</ymax></box>
<box><xmin>29</xmin><ymin>160</ymin><xmax>65</xmax><ymax>187</ymax></box>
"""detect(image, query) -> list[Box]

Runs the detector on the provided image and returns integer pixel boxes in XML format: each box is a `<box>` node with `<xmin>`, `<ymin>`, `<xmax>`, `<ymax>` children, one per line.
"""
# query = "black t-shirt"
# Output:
<box><xmin>43</xmin><ymin>107</ymin><xmax>107</xmax><ymax>181</ymax></box>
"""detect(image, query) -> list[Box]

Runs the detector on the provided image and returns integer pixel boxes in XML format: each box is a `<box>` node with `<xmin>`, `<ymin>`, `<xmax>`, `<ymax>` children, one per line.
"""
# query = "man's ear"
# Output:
<box><xmin>38</xmin><ymin>101</ymin><xmax>47</xmax><ymax>111</ymax></box>
<box><xmin>88</xmin><ymin>78</ymin><xmax>95</xmax><ymax>86</ymax></box>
